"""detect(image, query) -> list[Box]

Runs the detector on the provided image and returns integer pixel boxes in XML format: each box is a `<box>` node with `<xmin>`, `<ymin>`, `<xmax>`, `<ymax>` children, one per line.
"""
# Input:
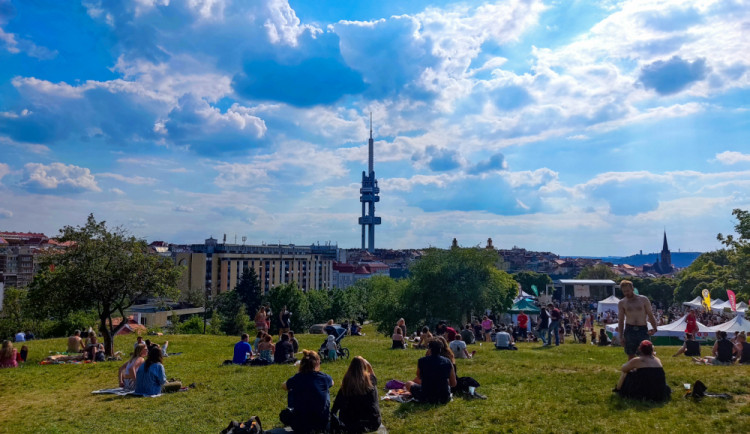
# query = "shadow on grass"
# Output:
<box><xmin>607</xmin><ymin>393</ymin><xmax>670</xmax><ymax>411</ymax></box>
<box><xmin>530</xmin><ymin>345</ymin><xmax>555</xmax><ymax>351</ymax></box>
<box><xmin>392</xmin><ymin>401</ymin><xmax>446</xmax><ymax>418</ymax></box>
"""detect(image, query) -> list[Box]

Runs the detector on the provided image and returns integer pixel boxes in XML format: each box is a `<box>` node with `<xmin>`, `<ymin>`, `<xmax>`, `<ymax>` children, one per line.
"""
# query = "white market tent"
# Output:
<box><xmin>605</xmin><ymin>315</ymin><xmax>714</xmax><ymax>340</ymax></box>
<box><xmin>653</xmin><ymin>314</ymin><xmax>714</xmax><ymax>339</ymax></box>
<box><xmin>710</xmin><ymin>299</ymin><xmax>727</xmax><ymax>313</ymax></box>
<box><xmin>708</xmin><ymin>315</ymin><xmax>750</xmax><ymax>334</ymax></box>
<box><xmin>683</xmin><ymin>296</ymin><xmax>703</xmax><ymax>308</ymax></box>
<box><xmin>597</xmin><ymin>295</ymin><xmax>620</xmax><ymax>316</ymax></box>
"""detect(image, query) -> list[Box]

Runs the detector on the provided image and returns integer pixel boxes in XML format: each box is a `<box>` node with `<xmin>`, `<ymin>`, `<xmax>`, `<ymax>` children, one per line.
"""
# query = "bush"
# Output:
<box><xmin>178</xmin><ymin>315</ymin><xmax>205</xmax><ymax>334</ymax></box>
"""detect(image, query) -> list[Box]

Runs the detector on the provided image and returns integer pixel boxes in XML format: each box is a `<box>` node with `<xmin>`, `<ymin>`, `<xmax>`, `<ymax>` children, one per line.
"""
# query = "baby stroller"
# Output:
<box><xmin>318</xmin><ymin>326</ymin><xmax>350</xmax><ymax>361</ymax></box>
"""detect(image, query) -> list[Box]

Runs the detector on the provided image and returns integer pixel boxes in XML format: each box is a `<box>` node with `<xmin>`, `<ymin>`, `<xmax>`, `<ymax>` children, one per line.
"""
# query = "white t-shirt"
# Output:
<box><xmin>449</xmin><ymin>339</ymin><xmax>468</xmax><ymax>358</ymax></box>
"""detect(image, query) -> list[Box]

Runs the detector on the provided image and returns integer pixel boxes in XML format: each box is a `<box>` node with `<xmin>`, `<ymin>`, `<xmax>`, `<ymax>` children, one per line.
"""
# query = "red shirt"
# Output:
<box><xmin>685</xmin><ymin>313</ymin><xmax>698</xmax><ymax>334</ymax></box>
<box><xmin>518</xmin><ymin>313</ymin><xmax>528</xmax><ymax>328</ymax></box>
<box><xmin>445</xmin><ymin>327</ymin><xmax>457</xmax><ymax>341</ymax></box>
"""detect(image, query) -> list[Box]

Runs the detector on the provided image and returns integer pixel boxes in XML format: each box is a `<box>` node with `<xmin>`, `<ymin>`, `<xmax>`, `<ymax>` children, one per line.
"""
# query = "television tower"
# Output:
<box><xmin>359</xmin><ymin>113</ymin><xmax>381</xmax><ymax>253</ymax></box>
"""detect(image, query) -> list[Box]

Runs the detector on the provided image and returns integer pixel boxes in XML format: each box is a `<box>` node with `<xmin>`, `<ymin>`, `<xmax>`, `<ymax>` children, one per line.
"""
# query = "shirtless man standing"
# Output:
<box><xmin>617</xmin><ymin>280</ymin><xmax>658</xmax><ymax>360</ymax></box>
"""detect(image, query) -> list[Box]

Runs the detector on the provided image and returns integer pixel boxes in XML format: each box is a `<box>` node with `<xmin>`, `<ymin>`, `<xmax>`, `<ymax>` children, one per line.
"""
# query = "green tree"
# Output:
<box><xmin>235</xmin><ymin>268</ymin><xmax>262</xmax><ymax>315</ymax></box>
<box><xmin>27</xmin><ymin>214</ymin><xmax>182</xmax><ymax>356</ymax></box>
<box><xmin>306</xmin><ymin>289</ymin><xmax>331</xmax><ymax>324</ymax></box>
<box><xmin>214</xmin><ymin>290</ymin><xmax>246</xmax><ymax>335</ymax></box>
<box><xmin>629</xmin><ymin>277</ymin><xmax>677</xmax><ymax>306</ymax></box>
<box><xmin>268</xmin><ymin>282</ymin><xmax>311</xmax><ymax>332</ymax></box>
<box><xmin>178</xmin><ymin>315</ymin><xmax>204</xmax><ymax>334</ymax></box>
<box><xmin>717</xmin><ymin>208</ymin><xmax>750</xmax><ymax>301</ymax></box>
<box><xmin>406</xmin><ymin>247</ymin><xmax>516</xmax><ymax>327</ymax></box>
<box><xmin>513</xmin><ymin>271</ymin><xmax>552</xmax><ymax>296</ymax></box>
<box><xmin>207</xmin><ymin>310</ymin><xmax>223</xmax><ymax>335</ymax></box>
<box><xmin>233</xmin><ymin>305</ymin><xmax>251</xmax><ymax>335</ymax></box>
<box><xmin>576</xmin><ymin>264</ymin><xmax>618</xmax><ymax>280</ymax></box>
<box><xmin>674</xmin><ymin>250</ymin><xmax>734</xmax><ymax>302</ymax></box>
<box><xmin>168</xmin><ymin>310</ymin><xmax>180</xmax><ymax>334</ymax></box>
<box><xmin>365</xmin><ymin>275</ymin><xmax>411</xmax><ymax>335</ymax></box>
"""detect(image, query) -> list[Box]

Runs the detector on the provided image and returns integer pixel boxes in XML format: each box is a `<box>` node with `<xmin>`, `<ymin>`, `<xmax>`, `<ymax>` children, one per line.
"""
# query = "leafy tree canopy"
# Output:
<box><xmin>27</xmin><ymin>214</ymin><xmax>182</xmax><ymax>356</ymax></box>
<box><xmin>576</xmin><ymin>264</ymin><xmax>619</xmax><ymax>280</ymax></box>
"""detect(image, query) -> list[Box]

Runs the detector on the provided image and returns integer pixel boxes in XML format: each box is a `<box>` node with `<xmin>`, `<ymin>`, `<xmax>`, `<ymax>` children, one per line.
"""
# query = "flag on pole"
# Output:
<box><xmin>727</xmin><ymin>290</ymin><xmax>737</xmax><ymax>312</ymax></box>
<box><xmin>531</xmin><ymin>285</ymin><xmax>538</xmax><ymax>296</ymax></box>
<box><xmin>702</xmin><ymin>289</ymin><xmax>711</xmax><ymax>311</ymax></box>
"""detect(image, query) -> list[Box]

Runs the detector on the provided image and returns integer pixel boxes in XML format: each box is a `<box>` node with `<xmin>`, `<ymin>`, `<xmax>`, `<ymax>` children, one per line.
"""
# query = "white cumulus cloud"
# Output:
<box><xmin>22</xmin><ymin>162</ymin><xmax>101</xmax><ymax>192</ymax></box>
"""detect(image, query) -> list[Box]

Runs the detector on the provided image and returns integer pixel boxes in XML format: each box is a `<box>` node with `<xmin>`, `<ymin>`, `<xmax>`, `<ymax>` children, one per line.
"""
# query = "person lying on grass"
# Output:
<box><xmin>134</xmin><ymin>346</ymin><xmax>182</xmax><ymax>396</ymax></box>
<box><xmin>331</xmin><ymin>356</ymin><xmax>381</xmax><ymax>433</ymax></box>
<box><xmin>119</xmin><ymin>343</ymin><xmax>147</xmax><ymax>391</ymax></box>
<box><xmin>405</xmin><ymin>339</ymin><xmax>457</xmax><ymax>404</ymax></box>
<box><xmin>613</xmin><ymin>340</ymin><xmax>671</xmax><ymax>402</ymax></box>
<box><xmin>281</xmin><ymin>350</ymin><xmax>334</xmax><ymax>433</ymax></box>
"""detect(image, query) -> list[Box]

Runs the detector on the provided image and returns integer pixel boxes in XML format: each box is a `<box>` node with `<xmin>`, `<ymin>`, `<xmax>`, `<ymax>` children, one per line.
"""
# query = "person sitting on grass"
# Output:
<box><xmin>672</xmin><ymin>333</ymin><xmax>700</xmax><ymax>357</ymax></box>
<box><xmin>119</xmin><ymin>343</ymin><xmax>147</xmax><ymax>390</ymax></box>
<box><xmin>391</xmin><ymin>326</ymin><xmax>406</xmax><ymax>349</ymax></box>
<box><xmin>134</xmin><ymin>346</ymin><xmax>180</xmax><ymax>396</ymax></box>
<box><xmin>331</xmin><ymin>356</ymin><xmax>381</xmax><ymax>433</ymax></box>
<box><xmin>281</xmin><ymin>350</ymin><xmax>334</xmax><ymax>433</ymax></box>
<box><xmin>289</xmin><ymin>331</ymin><xmax>299</xmax><ymax>353</ymax></box>
<box><xmin>598</xmin><ymin>329</ymin><xmax>611</xmax><ymax>346</ymax></box>
<box><xmin>495</xmin><ymin>326</ymin><xmax>517</xmax><ymax>350</ymax></box>
<box><xmin>435</xmin><ymin>321</ymin><xmax>457</xmax><ymax>341</ymax></box>
<box><xmin>613</xmin><ymin>340</ymin><xmax>671</xmax><ymax>401</ymax></box>
<box><xmin>253</xmin><ymin>331</ymin><xmax>265</xmax><ymax>353</ymax></box>
<box><xmin>233</xmin><ymin>333</ymin><xmax>253</xmax><ymax>365</ymax></box>
<box><xmin>449</xmin><ymin>333</ymin><xmax>473</xmax><ymax>359</ymax></box>
<box><xmin>0</xmin><ymin>340</ymin><xmax>23</xmax><ymax>368</ymax></box>
<box><xmin>67</xmin><ymin>330</ymin><xmax>84</xmax><ymax>353</ymax></box>
<box><xmin>145</xmin><ymin>339</ymin><xmax>170</xmax><ymax>358</ymax></box>
<box><xmin>350</xmin><ymin>321</ymin><xmax>363</xmax><ymax>336</ymax></box>
<box><xmin>85</xmin><ymin>333</ymin><xmax>105</xmax><ymax>362</ymax></box>
<box><xmin>695</xmin><ymin>331</ymin><xmax>737</xmax><ymax>365</ymax></box>
<box><xmin>460</xmin><ymin>324</ymin><xmax>475</xmax><ymax>344</ymax></box>
<box><xmin>415</xmin><ymin>327</ymin><xmax>433</xmax><ymax>349</ymax></box>
<box><xmin>274</xmin><ymin>333</ymin><xmax>295</xmax><ymax>364</ymax></box>
<box><xmin>258</xmin><ymin>334</ymin><xmax>275</xmax><ymax>364</ymax></box>
<box><xmin>734</xmin><ymin>333</ymin><xmax>750</xmax><ymax>365</ymax></box>
<box><xmin>405</xmin><ymin>339</ymin><xmax>457</xmax><ymax>404</ymax></box>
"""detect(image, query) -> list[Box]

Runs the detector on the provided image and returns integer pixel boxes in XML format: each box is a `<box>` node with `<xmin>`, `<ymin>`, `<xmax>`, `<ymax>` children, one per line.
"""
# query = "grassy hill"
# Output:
<box><xmin>1</xmin><ymin>325</ymin><xmax>749</xmax><ymax>433</ymax></box>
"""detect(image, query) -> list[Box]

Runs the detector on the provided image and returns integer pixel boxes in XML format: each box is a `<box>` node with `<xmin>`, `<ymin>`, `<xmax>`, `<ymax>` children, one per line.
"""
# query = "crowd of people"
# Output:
<box><xmin>6</xmin><ymin>279</ymin><xmax>750</xmax><ymax>433</ymax></box>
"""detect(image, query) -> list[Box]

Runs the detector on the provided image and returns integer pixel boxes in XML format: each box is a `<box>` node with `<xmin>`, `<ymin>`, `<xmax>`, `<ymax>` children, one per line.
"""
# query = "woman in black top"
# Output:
<box><xmin>713</xmin><ymin>331</ymin><xmax>735</xmax><ymax>364</ymax></box>
<box><xmin>613</xmin><ymin>340</ymin><xmax>671</xmax><ymax>402</ymax></box>
<box><xmin>331</xmin><ymin>356</ymin><xmax>381</xmax><ymax>433</ymax></box>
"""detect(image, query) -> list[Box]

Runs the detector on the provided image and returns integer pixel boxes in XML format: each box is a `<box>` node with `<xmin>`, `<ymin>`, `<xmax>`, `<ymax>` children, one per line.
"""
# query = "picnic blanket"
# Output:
<box><xmin>91</xmin><ymin>387</ymin><xmax>137</xmax><ymax>396</ymax></box>
<box><xmin>381</xmin><ymin>389</ymin><xmax>412</xmax><ymax>403</ymax></box>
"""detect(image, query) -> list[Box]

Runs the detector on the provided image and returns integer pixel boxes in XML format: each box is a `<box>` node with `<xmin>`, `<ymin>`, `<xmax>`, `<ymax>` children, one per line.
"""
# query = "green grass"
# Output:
<box><xmin>2</xmin><ymin>325</ymin><xmax>749</xmax><ymax>433</ymax></box>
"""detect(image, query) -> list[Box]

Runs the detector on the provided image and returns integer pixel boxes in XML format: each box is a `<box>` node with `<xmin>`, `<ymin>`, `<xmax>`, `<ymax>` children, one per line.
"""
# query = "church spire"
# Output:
<box><xmin>662</xmin><ymin>230</ymin><xmax>669</xmax><ymax>252</ymax></box>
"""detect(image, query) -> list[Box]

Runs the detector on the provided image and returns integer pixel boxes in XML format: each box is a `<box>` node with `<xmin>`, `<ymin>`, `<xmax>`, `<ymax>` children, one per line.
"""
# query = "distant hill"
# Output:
<box><xmin>594</xmin><ymin>252</ymin><xmax>703</xmax><ymax>268</ymax></box>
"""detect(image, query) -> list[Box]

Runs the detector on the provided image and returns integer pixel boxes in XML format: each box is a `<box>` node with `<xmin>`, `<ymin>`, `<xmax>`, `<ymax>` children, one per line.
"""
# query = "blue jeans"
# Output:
<box><xmin>537</xmin><ymin>328</ymin><xmax>548</xmax><ymax>344</ymax></box>
<box><xmin>547</xmin><ymin>321</ymin><xmax>560</xmax><ymax>345</ymax></box>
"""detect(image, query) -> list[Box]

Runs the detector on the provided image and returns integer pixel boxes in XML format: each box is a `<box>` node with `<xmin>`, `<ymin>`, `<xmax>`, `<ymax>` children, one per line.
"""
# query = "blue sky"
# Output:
<box><xmin>0</xmin><ymin>0</ymin><xmax>749</xmax><ymax>256</ymax></box>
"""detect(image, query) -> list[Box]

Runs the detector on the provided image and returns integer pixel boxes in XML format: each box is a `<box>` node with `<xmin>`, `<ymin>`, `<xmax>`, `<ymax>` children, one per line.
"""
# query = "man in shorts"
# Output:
<box><xmin>617</xmin><ymin>280</ymin><xmax>658</xmax><ymax>360</ymax></box>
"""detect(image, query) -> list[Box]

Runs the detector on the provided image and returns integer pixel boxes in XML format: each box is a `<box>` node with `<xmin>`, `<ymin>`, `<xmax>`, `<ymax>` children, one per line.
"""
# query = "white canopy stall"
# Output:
<box><xmin>709</xmin><ymin>315</ymin><xmax>750</xmax><ymax>334</ymax></box>
<box><xmin>597</xmin><ymin>295</ymin><xmax>620</xmax><ymax>316</ymax></box>
<box><xmin>683</xmin><ymin>296</ymin><xmax>703</xmax><ymax>309</ymax></box>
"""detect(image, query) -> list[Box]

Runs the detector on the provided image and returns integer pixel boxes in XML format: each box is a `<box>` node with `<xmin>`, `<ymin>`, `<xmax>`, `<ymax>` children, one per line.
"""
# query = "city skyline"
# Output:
<box><xmin>0</xmin><ymin>0</ymin><xmax>749</xmax><ymax>256</ymax></box>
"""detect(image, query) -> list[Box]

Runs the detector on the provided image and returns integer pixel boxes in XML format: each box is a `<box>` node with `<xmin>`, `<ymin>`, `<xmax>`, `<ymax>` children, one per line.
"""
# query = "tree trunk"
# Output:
<box><xmin>99</xmin><ymin>314</ymin><xmax>115</xmax><ymax>357</ymax></box>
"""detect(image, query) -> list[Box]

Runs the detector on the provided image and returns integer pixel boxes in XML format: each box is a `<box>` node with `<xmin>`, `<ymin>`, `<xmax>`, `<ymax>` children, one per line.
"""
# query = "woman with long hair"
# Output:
<box><xmin>281</xmin><ymin>350</ymin><xmax>334</xmax><ymax>433</ymax></box>
<box><xmin>331</xmin><ymin>356</ymin><xmax>381</xmax><ymax>433</ymax></box>
<box><xmin>258</xmin><ymin>334</ymin><xmax>275</xmax><ymax>363</ymax></box>
<box><xmin>391</xmin><ymin>326</ymin><xmax>405</xmax><ymax>349</ymax></box>
<box><xmin>0</xmin><ymin>340</ymin><xmax>22</xmax><ymax>368</ymax></box>
<box><xmin>134</xmin><ymin>346</ymin><xmax>167</xmax><ymax>396</ymax></box>
<box><xmin>119</xmin><ymin>343</ymin><xmax>147</xmax><ymax>390</ymax></box>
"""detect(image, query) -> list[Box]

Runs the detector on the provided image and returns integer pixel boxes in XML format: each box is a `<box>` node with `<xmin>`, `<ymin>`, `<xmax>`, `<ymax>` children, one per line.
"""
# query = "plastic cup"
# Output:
<box><xmin>684</xmin><ymin>383</ymin><xmax>691</xmax><ymax>390</ymax></box>
<box><xmin>469</xmin><ymin>386</ymin><xmax>476</xmax><ymax>395</ymax></box>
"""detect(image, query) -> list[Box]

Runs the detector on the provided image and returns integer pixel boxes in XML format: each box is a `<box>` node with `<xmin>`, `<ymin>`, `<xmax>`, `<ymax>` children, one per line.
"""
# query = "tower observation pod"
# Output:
<box><xmin>359</xmin><ymin>113</ymin><xmax>381</xmax><ymax>253</ymax></box>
